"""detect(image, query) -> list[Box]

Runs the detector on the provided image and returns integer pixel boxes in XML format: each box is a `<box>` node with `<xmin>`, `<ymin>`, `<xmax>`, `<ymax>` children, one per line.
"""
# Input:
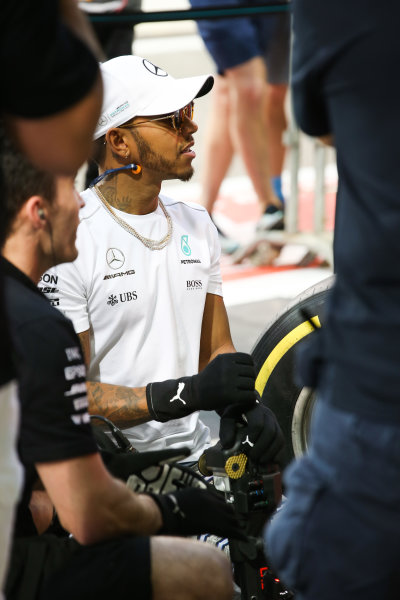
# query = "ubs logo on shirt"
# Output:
<box><xmin>107</xmin><ymin>291</ymin><xmax>138</xmax><ymax>306</ymax></box>
<box><xmin>107</xmin><ymin>294</ymin><xmax>118</xmax><ymax>306</ymax></box>
<box><xmin>186</xmin><ymin>280</ymin><xmax>202</xmax><ymax>291</ymax></box>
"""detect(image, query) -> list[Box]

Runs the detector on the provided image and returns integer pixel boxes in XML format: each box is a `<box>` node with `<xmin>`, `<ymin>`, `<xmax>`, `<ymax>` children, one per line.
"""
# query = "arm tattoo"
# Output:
<box><xmin>86</xmin><ymin>381</ymin><xmax>150</xmax><ymax>428</ymax></box>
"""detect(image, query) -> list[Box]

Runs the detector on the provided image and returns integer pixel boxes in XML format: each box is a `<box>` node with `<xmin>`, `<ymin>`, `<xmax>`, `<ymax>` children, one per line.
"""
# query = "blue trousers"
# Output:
<box><xmin>265</xmin><ymin>401</ymin><xmax>400</xmax><ymax>600</ymax></box>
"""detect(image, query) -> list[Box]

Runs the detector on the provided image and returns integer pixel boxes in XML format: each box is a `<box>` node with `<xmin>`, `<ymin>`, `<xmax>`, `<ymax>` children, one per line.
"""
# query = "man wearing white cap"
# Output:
<box><xmin>45</xmin><ymin>55</ymin><xmax>282</xmax><ymax>468</ymax></box>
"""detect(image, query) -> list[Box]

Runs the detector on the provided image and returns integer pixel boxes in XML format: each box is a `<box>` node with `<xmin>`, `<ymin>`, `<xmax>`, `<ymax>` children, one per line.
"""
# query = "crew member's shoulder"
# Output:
<box><xmin>5</xmin><ymin>272</ymin><xmax>72</xmax><ymax>334</ymax></box>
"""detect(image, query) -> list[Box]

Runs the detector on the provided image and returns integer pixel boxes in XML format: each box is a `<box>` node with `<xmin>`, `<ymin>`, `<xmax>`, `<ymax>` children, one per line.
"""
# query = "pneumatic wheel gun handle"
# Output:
<box><xmin>219</xmin><ymin>398</ymin><xmax>285</xmax><ymax>467</ymax></box>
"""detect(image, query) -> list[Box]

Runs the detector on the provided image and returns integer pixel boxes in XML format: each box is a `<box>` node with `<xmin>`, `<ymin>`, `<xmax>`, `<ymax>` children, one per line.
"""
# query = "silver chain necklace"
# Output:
<box><xmin>94</xmin><ymin>185</ymin><xmax>173</xmax><ymax>251</ymax></box>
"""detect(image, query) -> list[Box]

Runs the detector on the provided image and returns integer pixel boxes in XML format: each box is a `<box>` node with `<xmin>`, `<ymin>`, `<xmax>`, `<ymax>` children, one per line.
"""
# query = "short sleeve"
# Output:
<box><xmin>42</xmin><ymin>260</ymin><xmax>90</xmax><ymax>335</ymax></box>
<box><xmin>1</xmin><ymin>0</ymin><xmax>99</xmax><ymax>118</ymax></box>
<box><xmin>206</xmin><ymin>215</ymin><xmax>223</xmax><ymax>297</ymax></box>
<box><xmin>16</xmin><ymin>315</ymin><xmax>97</xmax><ymax>464</ymax></box>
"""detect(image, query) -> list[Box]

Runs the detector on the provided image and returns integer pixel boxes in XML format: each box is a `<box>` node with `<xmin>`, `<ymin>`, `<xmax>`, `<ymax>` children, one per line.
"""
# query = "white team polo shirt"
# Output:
<box><xmin>44</xmin><ymin>189</ymin><xmax>223</xmax><ymax>458</ymax></box>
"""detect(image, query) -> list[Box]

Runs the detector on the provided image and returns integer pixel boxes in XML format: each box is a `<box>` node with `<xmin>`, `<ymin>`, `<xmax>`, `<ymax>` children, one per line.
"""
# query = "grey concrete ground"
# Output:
<box><xmin>227</xmin><ymin>297</ymin><xmax>288</xmax><ymax>353</ymax></box>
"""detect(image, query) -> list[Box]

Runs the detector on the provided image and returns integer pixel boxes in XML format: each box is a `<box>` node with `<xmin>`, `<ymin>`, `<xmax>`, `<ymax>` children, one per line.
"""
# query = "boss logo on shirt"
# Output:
<box><xmin>186</xmin><ymin>280</ymin><xmax>202</xmax><ymax>290</ymax></box>
<box><xmin>107</xmin><ymin>291</ymin><xmax>138</xmax><ymax>306</ymax></box>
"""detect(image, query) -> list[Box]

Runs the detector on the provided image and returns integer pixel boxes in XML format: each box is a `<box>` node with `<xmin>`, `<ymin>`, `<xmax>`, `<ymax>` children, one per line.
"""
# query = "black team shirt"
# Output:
<box><xmin>2</xmin><ymin>258</ymin><xmax>97</xmax><ymax>537</ymax></box>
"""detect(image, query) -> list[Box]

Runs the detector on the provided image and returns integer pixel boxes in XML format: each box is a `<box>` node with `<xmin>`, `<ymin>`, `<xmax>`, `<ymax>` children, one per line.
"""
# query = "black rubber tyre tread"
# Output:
<box><xmin>251</xmin><ymin>274</ymin><xmax>334</xmax><ymax>469</ymax></box>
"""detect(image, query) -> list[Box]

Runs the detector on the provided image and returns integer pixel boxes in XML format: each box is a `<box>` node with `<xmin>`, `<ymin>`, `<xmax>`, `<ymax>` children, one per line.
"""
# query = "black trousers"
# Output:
<box><xmin>5</xmin><ymin>534</ymin><xmax>151</xmax><ymax>600</ymax></box>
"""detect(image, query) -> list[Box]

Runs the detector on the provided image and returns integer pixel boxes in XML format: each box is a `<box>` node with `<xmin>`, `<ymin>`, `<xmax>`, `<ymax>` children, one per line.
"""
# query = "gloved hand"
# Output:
<box><xmin>219</xmin><ymin>398</ymin><xmax>285</xmax><ymax>466</ymax></box>
<box><xmin>148</xmin><ymin>487</ymin><xmax>247</xmax><ymax>540</ymax></box>
<box><xmin>146</xmin><ymin>352</ymin><xmax>257</xmax><ymax>422</ymax></box>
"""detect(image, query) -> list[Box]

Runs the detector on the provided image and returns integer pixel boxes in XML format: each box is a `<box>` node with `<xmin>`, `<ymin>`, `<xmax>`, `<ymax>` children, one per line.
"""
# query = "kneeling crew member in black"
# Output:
<box><xmin>1</xmin><ymin>129</ymin><xmax>245</xmax><ymax>600</ymax></box>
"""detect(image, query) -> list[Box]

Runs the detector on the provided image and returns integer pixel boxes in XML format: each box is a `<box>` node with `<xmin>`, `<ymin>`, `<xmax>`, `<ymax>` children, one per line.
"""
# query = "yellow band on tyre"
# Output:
<box><xmin>255</xmin><ymin>316</ymin><xmax>321</xmax><ymax>397</ymax></box>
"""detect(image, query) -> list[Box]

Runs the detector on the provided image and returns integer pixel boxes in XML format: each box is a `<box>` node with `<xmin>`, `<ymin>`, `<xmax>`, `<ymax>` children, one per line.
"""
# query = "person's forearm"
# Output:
<box><xmin>38</xmin><ymin>455</ymin><xmax>162</xmax><ymax>546</ymax></box>
<box><xmin>199</xmin><ymin>342</ymin><xmax>236</xmax><ymax>372</ymax></box>
<box><xmin>73</xmin><ymin>480</ymin><xmax>162</xmax><ymax>544</ymax></box>
<box><xmin>198</xmin><ymin>294</ymin><xmax>236</xmax><ymax>371</ymax></box>
<box><xmin>87</xmin><ymin>381</ymin><xmax>151</xmax><ymax>428</ymax></box>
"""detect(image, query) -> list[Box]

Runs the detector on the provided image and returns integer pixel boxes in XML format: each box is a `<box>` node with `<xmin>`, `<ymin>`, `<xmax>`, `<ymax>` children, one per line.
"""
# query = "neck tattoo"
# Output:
<box><xmin>94</xmin><ymin>185</ymin><xmax>173</xmax><ymax>251</ymax></box>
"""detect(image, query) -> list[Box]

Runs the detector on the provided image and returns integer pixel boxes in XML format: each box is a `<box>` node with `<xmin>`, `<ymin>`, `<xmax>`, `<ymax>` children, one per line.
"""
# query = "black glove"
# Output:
<box><xmin>219</xmin><ymin>399</ymin><xmax>285</xmax><ymax>466</ymax></box>
<box><xmin>148</xmin><ymin>487</ymin><xmax>247</xmax><ymax>540</ymax></box>
<box><xmin>146</xmin><ymin>352</ymin><xmax>257</xmax><ymax>422</ymax></box>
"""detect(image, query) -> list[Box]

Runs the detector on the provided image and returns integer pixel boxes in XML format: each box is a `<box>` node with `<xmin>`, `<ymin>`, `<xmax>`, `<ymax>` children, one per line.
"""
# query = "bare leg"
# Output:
<box><xmin>151</xmin><ymin>536</ymin><xmax>234</xmax><ymax>600</ymax></box>
<box><xmin>225</xmin><ymin>56</ymin><xmax>281</xmax><ymax>212</ymax></box>
<box><xmin>265</xmin><ymin>83</ymin><xmax>288</xmax><ymax>178</ymax></box>
<box><xmin>200</xmin><ymin>76</ymin><xmax>235</xmax><ymax>215</ymax></box>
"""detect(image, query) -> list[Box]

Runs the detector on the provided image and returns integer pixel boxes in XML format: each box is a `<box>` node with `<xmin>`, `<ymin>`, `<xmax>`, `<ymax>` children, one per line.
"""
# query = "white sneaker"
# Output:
<box><xmin>256</xmin><ymin>208</ymin><xmax>284</xmax><ymax>231</ymax></box>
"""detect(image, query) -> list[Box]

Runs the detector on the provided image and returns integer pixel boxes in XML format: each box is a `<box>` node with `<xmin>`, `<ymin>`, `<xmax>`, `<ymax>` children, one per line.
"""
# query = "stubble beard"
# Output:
<box><xmin>130</xmin><ymin>129</ymin><xmax>194</xmax><ymax>182</ymax></box>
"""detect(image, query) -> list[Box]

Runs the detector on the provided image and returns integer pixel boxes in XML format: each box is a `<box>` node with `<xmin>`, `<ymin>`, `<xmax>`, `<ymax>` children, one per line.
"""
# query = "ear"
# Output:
<box><xmin>24</xmin><ymin>196</ymin><xmax>48</xmax><ymax>229</ymax></box>
<box><xmin>105</xmin><ymin>128</ymin><xmax>132</xmax><ymax>160</ymax></box>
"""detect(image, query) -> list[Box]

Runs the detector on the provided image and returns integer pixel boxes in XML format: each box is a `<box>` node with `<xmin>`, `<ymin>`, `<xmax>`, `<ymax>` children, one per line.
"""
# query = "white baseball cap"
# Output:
<box><xmin>94</xmin><ymin>55</ymin><xmax>214</xmax><ymax>140</ymax></box>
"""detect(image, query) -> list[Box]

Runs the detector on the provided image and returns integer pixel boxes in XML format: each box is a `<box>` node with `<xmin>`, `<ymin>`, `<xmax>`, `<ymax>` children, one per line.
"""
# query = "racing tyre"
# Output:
<box><xmin>251</xmin><ymin>275</ymin><xmax>334</xmax><ymax>469</ymax></box>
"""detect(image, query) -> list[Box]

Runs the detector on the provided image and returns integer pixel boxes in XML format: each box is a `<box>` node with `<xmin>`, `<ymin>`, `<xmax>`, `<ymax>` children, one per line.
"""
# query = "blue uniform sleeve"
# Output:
<box><xmin>291</xmin><ymin>0</ymin><xmax>331</xmax><ymax>137</ymax></box>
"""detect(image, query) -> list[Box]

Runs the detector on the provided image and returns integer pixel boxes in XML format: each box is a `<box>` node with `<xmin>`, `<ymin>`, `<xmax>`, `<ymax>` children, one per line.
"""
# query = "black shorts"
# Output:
<box><xmin>6</xmin><ymin>534</ymin><xmax>151</xmax><ymax>600</ymax></box>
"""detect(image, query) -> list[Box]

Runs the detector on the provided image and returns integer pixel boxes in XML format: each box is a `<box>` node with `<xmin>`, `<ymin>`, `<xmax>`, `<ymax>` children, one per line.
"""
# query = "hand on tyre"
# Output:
<box><xmin>219</xmin><ymin>398</ymin><xmax>285</xmax><ymax>466</ymax></box>
<box><xmin>148</xmin><ymin>487</ymin><xmax>246</xmax><ymax>540</ymax></box>
<box><xmin>193</xmin><ymin>352</ymin><xmax>257</xmax><ymax>411</ymax></box>
<box><xmin>146</xmin><ymin>352</ymin><xmax>257</xmax><ymax>422</ymax></box>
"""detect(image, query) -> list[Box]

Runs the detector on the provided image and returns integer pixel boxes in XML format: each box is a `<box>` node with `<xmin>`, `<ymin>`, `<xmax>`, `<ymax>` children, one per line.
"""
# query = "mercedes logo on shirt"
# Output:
<box><xmin>106</xmin><ymin>248</ymin><xmax>125</xmax><ymax>270</ymax></box>
<box><xmin>142</xmin><ymin>59</ymin><xmax>168</xmax><ymax>77</ymax></box>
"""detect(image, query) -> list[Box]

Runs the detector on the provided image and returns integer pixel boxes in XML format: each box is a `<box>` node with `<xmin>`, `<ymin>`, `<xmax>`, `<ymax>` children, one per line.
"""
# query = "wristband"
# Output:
<box><xmin>146</xmin><ymin>377</ymin><xmax>194</xmax><ymax>422</ymax></box>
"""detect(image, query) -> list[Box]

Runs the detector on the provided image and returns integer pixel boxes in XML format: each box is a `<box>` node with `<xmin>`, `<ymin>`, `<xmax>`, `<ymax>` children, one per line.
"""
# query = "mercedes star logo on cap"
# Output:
<box><xmin>142</xmin><ymin>59</ymin><xmax>168</xmax><ymax>77</ymax></box>
<box><xmin>106</xmin><ymin>248</ymin><xmax>125</xmax><ymax>270</ymax></box>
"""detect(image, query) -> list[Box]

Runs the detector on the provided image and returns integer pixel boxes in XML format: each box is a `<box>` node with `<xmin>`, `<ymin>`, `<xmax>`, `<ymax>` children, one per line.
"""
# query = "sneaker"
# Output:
<box><xmin>256</xmin><ymin>205</ymin><xmax>284</xmax><ymax>231</ymax></box>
